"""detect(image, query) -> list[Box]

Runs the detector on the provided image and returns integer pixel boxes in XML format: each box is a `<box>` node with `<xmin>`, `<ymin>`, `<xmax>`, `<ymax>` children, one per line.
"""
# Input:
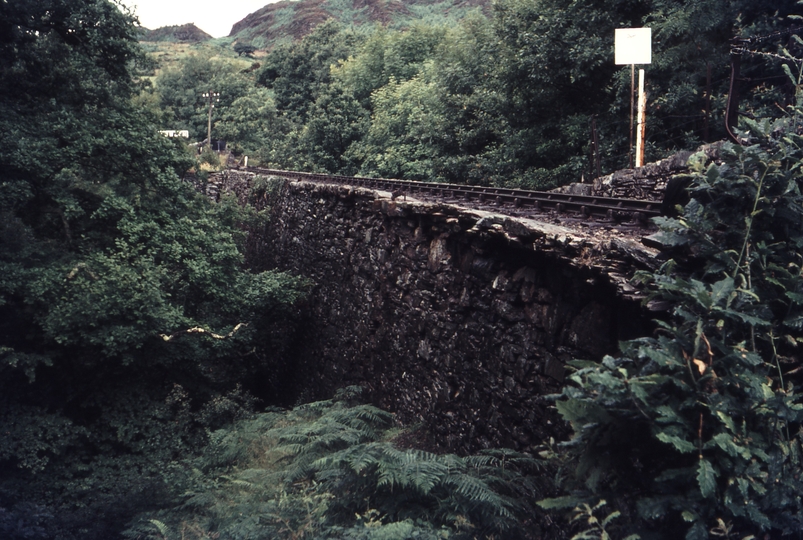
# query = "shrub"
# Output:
<box><xmin>126</xmin><ymin>388</ymin><xmax>546</xmax><ymax>539</ymax></box>
<box><xmin>541</xmin><ymin>111</ymin><xmax>803</xmax><ymax>539</ymax></box>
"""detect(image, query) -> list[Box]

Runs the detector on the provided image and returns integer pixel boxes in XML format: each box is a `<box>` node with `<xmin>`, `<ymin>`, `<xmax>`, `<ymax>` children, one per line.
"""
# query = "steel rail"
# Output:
<box><xmin>244</xmin><ymin>167</ymin><xmax>661</xmax><ymax>222</ymax></box>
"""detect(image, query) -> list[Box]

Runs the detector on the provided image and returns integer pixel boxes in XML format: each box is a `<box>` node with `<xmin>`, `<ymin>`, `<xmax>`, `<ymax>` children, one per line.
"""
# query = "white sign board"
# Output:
<box><xmin>615</xmin><ymin>28</ymin><xmax>652</xmax><ymax>65</ymax></box>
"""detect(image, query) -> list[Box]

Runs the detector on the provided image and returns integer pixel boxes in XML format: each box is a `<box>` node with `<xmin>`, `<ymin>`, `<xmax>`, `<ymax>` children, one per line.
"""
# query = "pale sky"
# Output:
<box><xmin>119</xmin><ymin>0</ymin><xmax>280</xmax><ymax>38</ymax></box>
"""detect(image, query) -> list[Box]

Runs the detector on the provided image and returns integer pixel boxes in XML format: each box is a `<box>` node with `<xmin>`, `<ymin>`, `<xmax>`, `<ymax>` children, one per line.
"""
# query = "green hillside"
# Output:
<box><xmin>140</xmin><ymin>23</ymin><xmax>213</xmax><ymax>43</ymax></box>
<box><xmin>228</xmin><ymin>0</ymin><xmax>490</xmax><ymax>49</ymax></box>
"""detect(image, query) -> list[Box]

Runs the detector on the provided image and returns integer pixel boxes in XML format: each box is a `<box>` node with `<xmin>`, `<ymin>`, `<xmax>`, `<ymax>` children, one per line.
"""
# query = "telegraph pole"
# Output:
<box><xmin>202</xmin><ymin>90</ymin><xmax>220</xmax><ymax>148</ymax></box>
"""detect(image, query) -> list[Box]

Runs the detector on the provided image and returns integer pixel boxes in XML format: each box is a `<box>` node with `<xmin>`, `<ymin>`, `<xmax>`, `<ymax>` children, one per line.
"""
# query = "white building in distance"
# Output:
<box><xmin>159</xmin><ymin>130</ymin><xmax>190</xmax><ymax>138</ymax></box>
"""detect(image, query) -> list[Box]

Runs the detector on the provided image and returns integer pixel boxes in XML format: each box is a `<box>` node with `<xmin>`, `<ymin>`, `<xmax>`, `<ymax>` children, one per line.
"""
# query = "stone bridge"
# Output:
<box><xmin>204</xmin><ymin>156</ymin><xmax>695</xmax><ymax>453</ymax></box>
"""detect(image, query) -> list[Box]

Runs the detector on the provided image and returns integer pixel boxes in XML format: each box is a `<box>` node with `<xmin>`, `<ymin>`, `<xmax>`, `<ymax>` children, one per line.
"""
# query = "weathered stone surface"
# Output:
<box><xmin>211</xmin><ymin>173</ymin><xmax>658</xmax><ymax>453</ymax></box>
<box><xmin>590</xmin><ymin>153</ymin><xmax>687</xmax><ymax>200</ymax></box>
<box><xmin>554</xmin><ymin>143</ymin><xmax>722</xmax><ymax>201</ymax></box>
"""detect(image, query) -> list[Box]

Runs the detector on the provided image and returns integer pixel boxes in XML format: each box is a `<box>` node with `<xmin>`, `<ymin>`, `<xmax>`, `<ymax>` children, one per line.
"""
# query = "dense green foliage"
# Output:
<box><xmin>155</xmin><ymin>52</ymin><xmax>255</xmax><ymax>141</ymax></box>
<box><xmin>124</xmin><ymin>389</ymin><xmax>546</xmax><ymax>540</ymax></box>
<box><xmin>542</xmin><ymin>107</ymin><xmax>803</xmax><ymax>536</ymax></box>
<box><xmin>153</xmin><ymin>0</ymin><xmax>796</xmax><ymax>188</ymax></box>
<box><xmin>0</xmin><ymin>1</ymin><xmax>304</xmax><ymax>537</ymax></box>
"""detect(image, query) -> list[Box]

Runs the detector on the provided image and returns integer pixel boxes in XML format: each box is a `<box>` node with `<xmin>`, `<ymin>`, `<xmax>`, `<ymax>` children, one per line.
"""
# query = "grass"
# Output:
<box><xmin>139</xmin><ymin>40</ymin><xmax>257</xmax><ymax>79</ymax></box>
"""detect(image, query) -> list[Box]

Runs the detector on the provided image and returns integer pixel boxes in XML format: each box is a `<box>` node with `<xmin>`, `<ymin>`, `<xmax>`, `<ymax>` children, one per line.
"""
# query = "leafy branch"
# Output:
<box><xmin>542</xmin><ymin>108</ymin><xmax>803</xmax><ymax>539</ymax></box>
<box><xmin>159</xmin><ymin>322</ymin><xmax>248</xmax><ymax>341</ymax></box>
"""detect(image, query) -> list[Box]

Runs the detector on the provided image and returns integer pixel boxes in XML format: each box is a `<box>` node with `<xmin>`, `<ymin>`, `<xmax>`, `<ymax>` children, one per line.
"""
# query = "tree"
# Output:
<box><xmin>216</xmin><ymin>87</ymin><xmax>285</xmax><ymax>155</ymax></box>
<box><xmin>425</xmin><ymin>15</ymin><xmax>513</xmax><ymax>185</ymax></box>
<box><xmin>233</xmin><ymin>42</ymin><xmax>257</xmax><ymax>57</ymax></box>
<box><xmin>257</xmin><ymin>20</ymin><xmax>360</xmax><ymax>123</ymax></box>
<box><xmin>298</xmin><ymin>84</ymin><xmax>370</xmax><ymax>174</ymax></box>
<box><xmin>0</xmin><ymin>1</ymin><xmax>305</xmax><ymax>536</ymax></box>
<box><xmin>353</xmin><ymin>73</ymin><xmax>454</xmax><ymax>181</ymax></box>
<box><xmin>155</xmin><ymin>53</ymin><xmax>253</xmax><ymax>140</ymax></box>
<box><xmin>332</xmin><ymin>23</ymin><xmax>448</xmax><ymax>109</ymax></box>
<box><xmin>327</xmin><ymin>24</ymin><xmax>460</xmax><ymax>180</ymax></box>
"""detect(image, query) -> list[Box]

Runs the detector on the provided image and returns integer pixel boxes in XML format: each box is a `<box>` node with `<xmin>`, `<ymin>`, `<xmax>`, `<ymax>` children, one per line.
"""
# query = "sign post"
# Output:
<box><xmin>615</xmin><ymin>28</ymin><xmax>651</xmax><ymax>168</ymax></box>
<box><xmin>636</xmin><ymin>69</ymin><xmax>647</xmax><ymax>167</ymax></box>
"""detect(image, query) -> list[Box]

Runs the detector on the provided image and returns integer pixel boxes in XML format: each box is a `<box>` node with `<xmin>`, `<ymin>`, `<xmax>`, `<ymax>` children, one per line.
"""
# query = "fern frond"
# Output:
<box><xmin>282</xmin><ymin>462</ymin><xmax>315</xmax><ymax>483</ymax></box>
<box><xmin>294</xmin><ymin>399</ymin><xmax>334</xmax><ymax>414</ymax></box>
<box><xmin>129</xmin><ymin>396</ymin><xmax>535</xmax><ymax>539</ymax></box>
<box><xmin>182</xmin><ymin>491</ymin><xmax>218</xmax><ymax>509</ymax></box>
<box><xmin>235</xmin><ymin>468</ymin><xmax>284</xmax><ymax>485</ymax></box>
<box><xmin>434</xmin><ymin>452</ymin><xmax>465</xmax><ymax>473</ymax></box>
<box><xmin>273</xmin><ymin>442</ymin><xmax>306</xmax><ymax>455</ymax></box>
<box><xmin>220</xmin><ymin>475</ymin><xmax>255</xmax><ymax>488</ymax></box>
<box><xmin>444</xmin><ymin>473</ymin><xmax>510</xmax><ymax>511</ymax></box>
<box><xmin>148</xmin><ymin>519</ymin><xmax>169</xmax><ymax>536</ymax></box>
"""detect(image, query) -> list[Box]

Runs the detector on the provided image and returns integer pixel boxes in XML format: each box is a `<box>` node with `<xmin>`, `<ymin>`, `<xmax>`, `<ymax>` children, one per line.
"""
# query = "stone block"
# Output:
<box><xmin>427</xmin><ymin>237</ymin><xmax>451</xmax><ymax>272</ymax></box>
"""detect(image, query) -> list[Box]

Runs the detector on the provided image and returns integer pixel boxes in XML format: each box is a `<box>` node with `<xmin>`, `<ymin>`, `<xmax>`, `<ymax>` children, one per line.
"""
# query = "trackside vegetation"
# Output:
<box><xmin>542</xmin><ymin>112</ymin><xmax>803</xmax><ymax>537</ymax></box>
<box><xmin>0</xmin><ymin>0</ymin><xmax>304</xmax><ymax>536</ymax></box>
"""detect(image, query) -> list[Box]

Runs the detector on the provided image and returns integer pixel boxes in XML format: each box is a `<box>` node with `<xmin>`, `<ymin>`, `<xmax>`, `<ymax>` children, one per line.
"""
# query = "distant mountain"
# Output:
<box><xmin>141</xmin><ymin>23</ymin><xmax>213</xmax><ymax>43</ymax></box>
<box><xmin>229</xmin><ymin>0</ymin><xmax>490</xmax><ymax>48</ymax></box>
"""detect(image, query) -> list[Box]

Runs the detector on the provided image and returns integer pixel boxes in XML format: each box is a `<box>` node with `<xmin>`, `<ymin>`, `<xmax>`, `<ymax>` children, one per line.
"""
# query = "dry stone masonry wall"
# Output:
<box><xmin>212</xmin><ymin>171</ymin><xmax>660</xmax><ymax>453</ymax></box>
<box><xmin>592</xmin><ymin>152</ymin><xmax>691</xmax><ymax>200</ymax></box>
<box><xmin>556</xmin><ymin>143</ymin><xmax>722</xmax><ymax>201</ymax></box>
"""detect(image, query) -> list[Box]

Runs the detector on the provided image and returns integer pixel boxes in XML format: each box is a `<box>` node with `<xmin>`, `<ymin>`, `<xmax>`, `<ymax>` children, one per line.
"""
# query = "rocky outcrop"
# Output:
<box><xmin>217</xmin><ymin>172</ymin><xmax>659</xmax><ymax>453</ymax></box>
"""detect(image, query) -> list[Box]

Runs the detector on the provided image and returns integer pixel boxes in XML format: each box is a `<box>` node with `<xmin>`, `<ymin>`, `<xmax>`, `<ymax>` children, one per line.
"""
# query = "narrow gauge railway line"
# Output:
<box><xmin>244</xmin><ymin>167</ymin><xmax>661</xmax><ymax>224</ymax></box>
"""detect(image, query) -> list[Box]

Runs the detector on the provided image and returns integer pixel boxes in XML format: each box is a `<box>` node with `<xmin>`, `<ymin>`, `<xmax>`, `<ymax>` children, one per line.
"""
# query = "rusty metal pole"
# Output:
<box><xmin>629</xmin><ymin>64</ymin><xmax>635</xmax><ymax>168</ymax></box>
<box><xmin>588</xmin><ymin>116</ymin><xmax>595</xmax><ymax>181</ymax></box>
<box><xmin>592</xmin><ymin>116</ymin><xmax>601</xmax><ymax>179</ymax></box>
<box><xmin>589</xmin><ymin>115</ymin><xmax>601</xmax><ymax>181</ymax></box>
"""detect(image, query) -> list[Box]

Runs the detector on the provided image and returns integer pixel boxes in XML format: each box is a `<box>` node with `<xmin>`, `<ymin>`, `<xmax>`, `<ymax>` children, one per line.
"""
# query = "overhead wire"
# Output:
<box><xmin>737</xmin><ymin>25</ymin><xmax>803</xmax><ymax>45</ymax></box>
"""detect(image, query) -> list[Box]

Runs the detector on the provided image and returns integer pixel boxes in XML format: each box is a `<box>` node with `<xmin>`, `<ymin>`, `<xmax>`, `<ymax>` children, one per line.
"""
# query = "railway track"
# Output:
<box><xmin>244</xmin><ymin>167</ymin><xmax>662</xmax><ymax>224</ymax></box>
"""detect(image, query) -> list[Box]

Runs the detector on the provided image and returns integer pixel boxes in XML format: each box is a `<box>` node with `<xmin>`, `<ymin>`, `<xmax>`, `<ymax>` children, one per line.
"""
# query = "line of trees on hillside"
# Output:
<box><xmin>148</xmin><ymin>0</ymin><xmax>798</xmax><ymax>188</ymax></box>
